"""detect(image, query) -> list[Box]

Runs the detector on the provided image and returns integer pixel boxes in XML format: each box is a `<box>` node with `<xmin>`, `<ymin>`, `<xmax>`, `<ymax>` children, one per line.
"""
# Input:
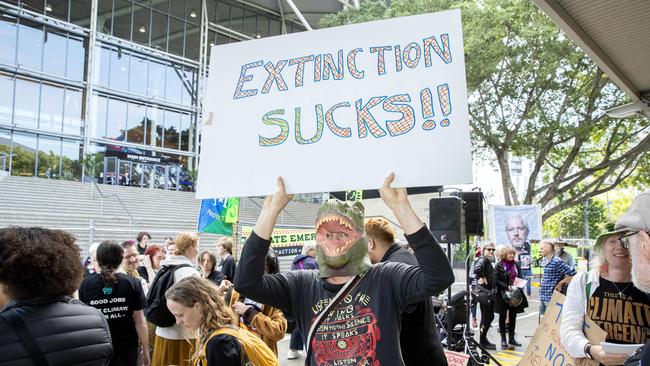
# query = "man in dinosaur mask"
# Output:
<box><xmin>235</xmin><ymin>174</ymin><xmax>454</xmax><ymax>366</ymax></box>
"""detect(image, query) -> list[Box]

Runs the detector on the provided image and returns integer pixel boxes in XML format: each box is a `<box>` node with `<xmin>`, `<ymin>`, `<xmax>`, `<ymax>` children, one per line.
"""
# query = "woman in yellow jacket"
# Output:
<box><xmin>230</xmin><ymin>249</ymin><xmax>287</xmax><ymax>355</ymax></box>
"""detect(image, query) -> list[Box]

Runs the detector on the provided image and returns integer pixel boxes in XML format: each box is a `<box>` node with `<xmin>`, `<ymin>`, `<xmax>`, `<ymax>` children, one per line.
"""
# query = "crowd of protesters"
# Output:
<box><xmin>0</xmin><ymin>187</ymin><xmax>648</xmax><ymax>366</ymax></box>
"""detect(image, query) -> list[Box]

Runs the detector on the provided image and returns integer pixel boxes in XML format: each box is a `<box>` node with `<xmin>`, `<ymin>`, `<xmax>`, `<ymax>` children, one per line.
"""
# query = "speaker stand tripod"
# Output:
<box><xmin>461</xmin><ymin>235</ymin><xmax>503</xmax><ymax>366</ymax></box>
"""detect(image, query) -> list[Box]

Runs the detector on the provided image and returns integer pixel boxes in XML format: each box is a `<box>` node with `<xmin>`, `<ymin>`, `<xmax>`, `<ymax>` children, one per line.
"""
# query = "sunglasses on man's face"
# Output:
<box><xmin>485</xmin><ymin>248</ymin><xmax>495</xmax><ymax>251</ymax></box>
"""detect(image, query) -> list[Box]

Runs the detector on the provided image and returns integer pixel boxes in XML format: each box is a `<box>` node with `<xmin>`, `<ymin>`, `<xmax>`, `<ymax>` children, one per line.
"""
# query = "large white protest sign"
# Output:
<box><xmin>196</xmin><ymin>9</ymin><xmax>472</xmax><ymax>198</ymax></box>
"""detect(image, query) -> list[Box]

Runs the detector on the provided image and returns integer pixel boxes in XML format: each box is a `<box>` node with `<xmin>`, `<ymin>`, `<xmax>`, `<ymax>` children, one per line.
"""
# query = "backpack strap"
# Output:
<box><xmin>0</xmin><ymin>309</ymin><xmax>50</xmax><ymax>366</ymax></box>
<box><xmin>304</xmin><ymin>273</ymin><xmax>365</xmax><ymax>366</ymax></box>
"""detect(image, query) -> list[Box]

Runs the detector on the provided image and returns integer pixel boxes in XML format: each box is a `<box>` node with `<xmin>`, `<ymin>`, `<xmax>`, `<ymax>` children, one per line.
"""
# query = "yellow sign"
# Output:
<box><xmin>241</xmin><ymin>225</ymin><xmax>316</xmax><ymax>256</ymax></box>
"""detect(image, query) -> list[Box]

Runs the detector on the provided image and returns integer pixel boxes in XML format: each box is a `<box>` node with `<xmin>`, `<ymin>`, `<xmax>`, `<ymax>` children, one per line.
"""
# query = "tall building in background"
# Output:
<box><xmin>0</xmin><ymin>0</ymin><xmax>318</xmax><ymax>190</ymax></box>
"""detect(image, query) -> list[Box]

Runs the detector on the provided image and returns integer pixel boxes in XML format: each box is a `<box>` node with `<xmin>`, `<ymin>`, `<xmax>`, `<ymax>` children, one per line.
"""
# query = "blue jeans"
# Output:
<box><xmin>521</xmin><ymin>269</ymin><xmax>532</xmax><ymax>296</ymax></box>
<box><xmin>289</xmin><ymin>327</ymin><xmax>303</xmax><ymax>351</ymax></box>
<box><xmin>539</xmin><ymin>300</ymin><xmax>547</xmax><ymax>315</ymax></box>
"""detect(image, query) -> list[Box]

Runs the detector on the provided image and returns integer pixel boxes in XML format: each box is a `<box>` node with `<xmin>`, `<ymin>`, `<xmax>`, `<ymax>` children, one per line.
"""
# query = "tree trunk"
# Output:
<box><xmin>496</xmin><ymin>149</ymin><xmax>519</xmax><ymax>206</ymax></box>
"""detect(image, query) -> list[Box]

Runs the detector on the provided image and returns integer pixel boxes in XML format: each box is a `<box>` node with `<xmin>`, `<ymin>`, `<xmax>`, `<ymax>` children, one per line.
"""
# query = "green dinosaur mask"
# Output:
<box><xmin>315</xmin><ymin>200</ymin><xmax>371</xmax><ymax>278</ymax></box>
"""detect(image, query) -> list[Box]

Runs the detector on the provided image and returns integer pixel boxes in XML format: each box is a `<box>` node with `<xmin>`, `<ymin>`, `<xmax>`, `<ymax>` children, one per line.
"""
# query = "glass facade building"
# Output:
<box><xmin>0</xmin><ymin>0</ymin><xmax>307</xmax><ymax>190</ymax></box>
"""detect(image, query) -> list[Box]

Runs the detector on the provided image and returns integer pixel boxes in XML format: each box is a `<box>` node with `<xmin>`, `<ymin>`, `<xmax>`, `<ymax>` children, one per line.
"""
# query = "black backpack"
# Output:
<box><xmin>144</xmin><ymin>264</ymin><xmax>192</xmax><ymax>327</ymax></box>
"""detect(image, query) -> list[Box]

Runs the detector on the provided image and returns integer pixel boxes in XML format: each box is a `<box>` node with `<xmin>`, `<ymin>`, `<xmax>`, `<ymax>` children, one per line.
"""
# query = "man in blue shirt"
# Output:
<box><xmin>539</xmin><ymin>240</ymin><xmax>576</xmax><ymax>315</ymax></box>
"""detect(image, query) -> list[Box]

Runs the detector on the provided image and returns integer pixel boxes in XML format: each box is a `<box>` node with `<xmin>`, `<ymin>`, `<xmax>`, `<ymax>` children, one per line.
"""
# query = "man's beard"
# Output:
<box><xmin>629</xmin><ymin>236</ymin><xmax>650</xmax><ymax>293</ymax></box>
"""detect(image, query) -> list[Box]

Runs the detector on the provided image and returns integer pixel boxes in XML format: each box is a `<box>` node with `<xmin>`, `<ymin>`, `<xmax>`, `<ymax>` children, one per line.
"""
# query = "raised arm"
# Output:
<box><xmin>234</xmin><ymin>177</ymin><xmax>294</xmax><ymax>312</ymax></box>
<box><xmin>380</xmin><ymin>173</ymin><xmax>454</xmax><ymax>305</ymax></box>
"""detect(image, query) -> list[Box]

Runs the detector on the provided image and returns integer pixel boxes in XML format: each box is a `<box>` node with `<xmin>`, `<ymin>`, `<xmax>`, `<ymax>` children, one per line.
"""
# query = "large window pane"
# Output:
<box><xmin>67</xmin><ymin>34</ymin><xmax>85</xmax><ymax>81</ymax></box>
<box><xmin>148</xmin><ymin>59</ymin><xmax>165</xmax><ymax>99</ymax></box>
<box><xmin>229</xmin><ymin>5</ymin><xmax>244</xmax><ymax>33</ymax></box>
<box><xmin>147</xmin><ymin>106</ymin><xmax>160</xmax><ymax>146</ymax></box>
<box><xmin>163</xmin><ymin>109</ymin><xmax>179</xmax><ymax>149</ymax></box>
<box><xmin>84</xmin><ymin>143</ymin><xmax>105</xmax><ymax>182</ymax></box>
<box><xmin>129</xmin><ymin>53</ymin><xmax>148</xmax><ymax>95</ymax></box>
<box><xmin>168</xmin><ymin>17</ymin><xmax>184</xmax><ymax>57</ymax></box>
<box><xmin>14</xmin><ymin>78</ymin><xmax>40</xmax><ymax>128</ymax></box>
<box><xmin>0</xmin><ymin>129</ymin><xmax>10</xmax><ymax>173</ymax></box>
<box><xmin>63</xmin><ymin>88</ymin><xmax>83</xmax><ymax>135</ymax></box>
<box><xmin>132</xmin><ymin>5</ymin><xmax>150</xmax><ymax>46</ymax></box>
<box><xmin>39</xmin><ymin>83</ymin><xmax>64</xmax><ymax>132</ymax></box>
<box><xmin>0</xmin><ymin>15</ymin><xmax>17</xmax><ymax>66</ymax></box>
<box><xmin>127</xmin><ymin>102</ymin><xmax>146</xmax><ymax>144</ymax></box>
<box><xmin>61</xmin><ymin>138</ymin><xmax>82</xmax><ymax>180</ymax></box>
<box><xmin>37</xmin><ymin>135</ymin><xmax>61</xmax><ymax>178</ymax></box>
<box><xmin>184</xmin><ymin>21</ymin><xmax>199</xmax><ymax>60</ymax></box>
<box><xmin>153</xmin><ymin>0</ymin><xmax>169</xmax><ymax>12</ymax></box>
<box><xmin>150</xmin><ymin>11</ymin><xmax>168</xmax><ymax>51</ymax></box>
<box><xmin>180</xmin><ymin>113</ymin><xmax>194</xmax><ymax>151</ymax></box>
<box><xmin>70</xmin><ymin>0</ymin><xmax>92</xmax><ymax>28</ymax></box>
<box><xmin>42</xmin><ymin>28</ymin><xmax>67</xmax><ymax>77</ymax></box>
<box><xmin>47</xmin><ymin>0</ymin><xmax>69</xmax><ymax>23</ymax></box>
<box><xmin>186</xmin><ymin>0</ymin><xmax>200</xmax><ymax>23</ymax></box>
<box><xmin>169</xmin><ymin>0</ymin><xmax>186</xmax><ymax>19</ymax></box>
<box><xmin>17</xmin><ymin>20</ymin><xmax>43</xmax><ymax>71</ymax></box>
<box><xmin>165</xmin><ymin>63</ymin><xmax>182</xmax><ymax>104</ymax></box>
<box><xmin>95</xmin><ymin>45</ymin><xmax>110</xmax><ymax>87</ymax></box>
<box><xmin>11</xmin><ymin>132</ymin><xmax>36</xmax><ymax>176</ymax></box>
<box><xmin>22</xmin><ymin>1</ymin><xmax>44</xmax><ymax>14</ymax></box>
<box><xmin>0</xmin><ymin>75</ymin><xmax>14</xmax><ymax>125</ymax></box>
<box><xmin>155</xmin><ymin>110</ymin><xmax>165</xmax><ymax>147</ymax></box>
<box><xmin>113</xmin><ymin>0</ymin><xmax>133</xmax><ymax>41</ymax></box>
<box><xmin>109</xmin><ymin>47</ymin><xmax>129</xmax><ymax>91</ymax></box>
<box><xmin>91</xmin><ymin>94</ymin><xmax>107</xmax><ymax>138</ymax></box>
<box><xmin>105</xmin><ymin>98</ymin><xmax>126</xmax><ymax>140</ymax></box>
<box><xmin>181</xmin><ymin>67</ymin><xmax>195</xmax><ymax>106</ymax></box>
<box><xmin>97</xmin><ymin>0</ymin><xmax>113</xmax><ymax>34</ymax></box>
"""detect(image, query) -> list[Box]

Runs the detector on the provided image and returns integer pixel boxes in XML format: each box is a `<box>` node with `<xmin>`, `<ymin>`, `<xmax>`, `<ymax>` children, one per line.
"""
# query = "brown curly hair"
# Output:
<box><xmin>166</xmin><ymin>276</ymin><xmax>237</xmax><ymax>363</ymax></box>
<box><xmin>0</xmin><ymin>227</ymin><xmax>83</xmax><ymax>300</ymax></box>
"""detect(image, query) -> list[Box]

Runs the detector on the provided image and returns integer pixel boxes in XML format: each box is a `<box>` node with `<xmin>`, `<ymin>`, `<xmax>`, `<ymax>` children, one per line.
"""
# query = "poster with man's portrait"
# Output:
<box><xmin>488</xmin><ymin>204</ymin><xmax>542</xmax><ymax>271</ymax></box>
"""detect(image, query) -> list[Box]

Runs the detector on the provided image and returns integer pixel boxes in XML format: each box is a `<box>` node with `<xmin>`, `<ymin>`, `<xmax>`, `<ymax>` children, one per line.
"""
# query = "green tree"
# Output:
<box><xmin>322</xmin><ymin>0</ymin><xmax>649</xmax><ymax>221</ymax></box>
<box><xmin>543</xmin><ymin>198</ymin><xmax>607</xmax><ymax>239</ymax></box>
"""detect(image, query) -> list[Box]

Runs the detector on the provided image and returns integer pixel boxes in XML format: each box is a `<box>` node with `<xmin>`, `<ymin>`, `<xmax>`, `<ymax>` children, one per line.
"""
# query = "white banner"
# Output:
<box><xmin>197</xmin><ymin>9</ymin><xmax>472</xmax><ymax>198</ymax></box>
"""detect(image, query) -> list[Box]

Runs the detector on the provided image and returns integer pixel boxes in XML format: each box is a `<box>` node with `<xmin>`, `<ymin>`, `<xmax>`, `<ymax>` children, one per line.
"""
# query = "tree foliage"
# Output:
<box><xmin>322</xmin><ymin>0</ymin><xmax>649</xmax><ymax>222</ymax></box>
<box><xmin>543</xmin><ymin>198</ymin><xmax>607</xmax><ymax>239</ymax></box>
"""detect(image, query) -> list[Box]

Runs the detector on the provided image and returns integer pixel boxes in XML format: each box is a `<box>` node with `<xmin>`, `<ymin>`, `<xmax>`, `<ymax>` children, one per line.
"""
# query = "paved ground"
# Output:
<box><xmin>276</xmin><ymin>268</ymin><xmax>541</xmax><ymax>366</ymax></box>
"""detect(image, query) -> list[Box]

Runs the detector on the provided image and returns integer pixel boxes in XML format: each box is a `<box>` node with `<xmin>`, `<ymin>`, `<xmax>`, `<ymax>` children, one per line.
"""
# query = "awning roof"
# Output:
<box><xmin>533</xmin><ymin>0</ymin><xmax>650</xmax><ymax>102</ymax></box>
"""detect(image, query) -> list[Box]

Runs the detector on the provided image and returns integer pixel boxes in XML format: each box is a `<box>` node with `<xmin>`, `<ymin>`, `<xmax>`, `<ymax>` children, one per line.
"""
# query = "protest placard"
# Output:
<box><xmin>444</xmin><ymin>350</ymin><xmax>469</xmax><ymax>366</ymax></box>
<box><xmin>241</xmin><ymin>225</ymin><xmax>316</xmax><ymax>257</ymax></box>
<box><xmin>196</xmin><ymin>9</ymin><xmax>472</xmax><ymax>198</ymax></box>
<box><xmin>520</xmin><ymin>291</ymin><xmax>606</xmax><ymax>366</ymax></box>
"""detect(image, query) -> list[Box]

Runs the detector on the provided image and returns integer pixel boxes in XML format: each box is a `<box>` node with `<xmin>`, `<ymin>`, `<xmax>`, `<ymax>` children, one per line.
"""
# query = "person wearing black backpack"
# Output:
<box><xmin>79</xmin><ymin>241</ymin><xmax>150</xmax><ymax>366</ymax></box>
<box><xmin>150</xmin><ymin>232</ymin><xmax>200</xmax><ymax>366</ymax></box>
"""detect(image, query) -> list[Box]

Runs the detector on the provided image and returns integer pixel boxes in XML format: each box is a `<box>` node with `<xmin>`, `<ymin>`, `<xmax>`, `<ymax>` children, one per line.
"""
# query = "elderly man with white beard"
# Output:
<box><xmin>618</xmin><ymin>191</ymin><xmax>650</xmax><ymax>366</ymax></box>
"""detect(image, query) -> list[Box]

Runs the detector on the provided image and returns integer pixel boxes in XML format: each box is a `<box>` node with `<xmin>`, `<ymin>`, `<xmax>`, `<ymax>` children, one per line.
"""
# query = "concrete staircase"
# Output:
<box><xmin>0</xmin><ymin>176</ymin><xmax>320</xmax><ymax>262</ymax></box>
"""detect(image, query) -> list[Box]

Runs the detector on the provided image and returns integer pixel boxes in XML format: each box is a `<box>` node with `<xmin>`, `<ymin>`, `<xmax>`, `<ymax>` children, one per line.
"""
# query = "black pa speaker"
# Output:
<box><xmin>460</xmin><ymin>191</ymin><xmax>484</xmax><ymax>236</ymax></box>
<box><xmin>429</xmin><ymin>196</ymin><xmax>464</xmax><ymax>243</ymax></box>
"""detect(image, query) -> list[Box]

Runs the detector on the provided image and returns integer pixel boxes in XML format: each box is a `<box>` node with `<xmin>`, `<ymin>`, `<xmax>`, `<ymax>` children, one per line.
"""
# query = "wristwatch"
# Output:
<box><xmin>584</xmin><ymin>343</ymin><xmax>593</xmax><ymax>359</ymax></box>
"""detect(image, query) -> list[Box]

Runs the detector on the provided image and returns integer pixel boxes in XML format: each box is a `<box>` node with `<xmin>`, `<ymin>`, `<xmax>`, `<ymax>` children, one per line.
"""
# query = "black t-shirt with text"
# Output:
<box><xmin>79</xmin><ymin>273</ymin><xmax>146</xmax><ymax>344</ymax></box>
<box><xmin>587</xmin><ymin>277</ymin><xmax>650</xmax><ymax>344</ymax></box>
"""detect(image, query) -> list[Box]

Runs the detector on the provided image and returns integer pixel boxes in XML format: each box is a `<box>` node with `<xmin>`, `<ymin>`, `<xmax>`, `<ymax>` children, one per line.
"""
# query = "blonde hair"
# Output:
<box><xmin>496</xmin><ymin>245</ymin><xmax>513</xmax><ymax>260</ymax></box>
<box><xmin>218</xmin><ymin>237</ymin><xmax>233</xmax><ymax>254</ymax></box>
<box><xmin>175</xmin><ymin>232</ymin><xmax>198</xmax><ymax>256</ymax></box>
<box><xmin>166</xmin><ymin>276</ymin><xmax>237</xmax><ymax>363</ymax></box>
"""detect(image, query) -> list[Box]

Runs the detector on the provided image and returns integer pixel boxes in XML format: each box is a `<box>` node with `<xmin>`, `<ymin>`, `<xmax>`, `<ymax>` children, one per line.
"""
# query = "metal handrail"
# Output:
<box><xmin>88</xmin><ymin>178</ymin><xmax>134</xmax><ymax>228</ymax></box>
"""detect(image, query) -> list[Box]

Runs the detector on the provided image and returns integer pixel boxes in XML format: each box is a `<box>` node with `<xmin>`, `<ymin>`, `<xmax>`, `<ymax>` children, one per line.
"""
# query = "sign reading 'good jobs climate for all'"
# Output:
<box><xmin>196</xmin><ymin>9</ymin><xmax>472</xmax><ymax>198</ymax></box>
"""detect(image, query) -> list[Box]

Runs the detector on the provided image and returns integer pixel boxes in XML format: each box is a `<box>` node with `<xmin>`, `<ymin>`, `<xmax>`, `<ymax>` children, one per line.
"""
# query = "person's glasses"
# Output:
<box><xmin>485</xmin><ymin>248</ymin><xmax>495</xmax><ymax>251</ymax></box>
<box><xmin>620</xmin><ymin>231</ymin><xmax>642</xmax><ymax>249</ymax></box>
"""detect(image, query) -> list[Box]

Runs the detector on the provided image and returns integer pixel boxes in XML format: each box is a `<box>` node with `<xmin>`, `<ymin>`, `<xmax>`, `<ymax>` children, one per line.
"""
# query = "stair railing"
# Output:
<box><xmin>89</xmin><ymin>179</ymin><xmax>134</xmax><ymax>229</ymax></box>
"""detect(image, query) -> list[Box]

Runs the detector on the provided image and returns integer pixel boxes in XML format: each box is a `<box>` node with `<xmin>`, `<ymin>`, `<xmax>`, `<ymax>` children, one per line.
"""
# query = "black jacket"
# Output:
<box><xmin>381</xmin><ymin>244</ymin><xmax>448</xmax><ymax>366</ymax></box>
<box><xmin>473</xmin><ymin>256</ymin><xmax>495</xmax><ymax>290</ymax></box>
<box><xmin>0</xmin><ymin>296</ymin><xmax>113</xmax><ymax>366</ymax></box>
<box><xmin>494</xmin><ymin>261</ymin><xmax>528</xmax><ymax>314</ymax></box>
<box><xmin>220</xmin><ymin>255</ymin><xmax>237</xmax><ymax>282</ymax></box>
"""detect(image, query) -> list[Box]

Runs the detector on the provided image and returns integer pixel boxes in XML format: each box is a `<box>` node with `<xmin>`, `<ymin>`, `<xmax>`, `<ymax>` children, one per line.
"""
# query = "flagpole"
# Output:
<box><xmin>232</xmin><ymin>197</ymin><xmax>240</xmax><ymax>259</ymax></box>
